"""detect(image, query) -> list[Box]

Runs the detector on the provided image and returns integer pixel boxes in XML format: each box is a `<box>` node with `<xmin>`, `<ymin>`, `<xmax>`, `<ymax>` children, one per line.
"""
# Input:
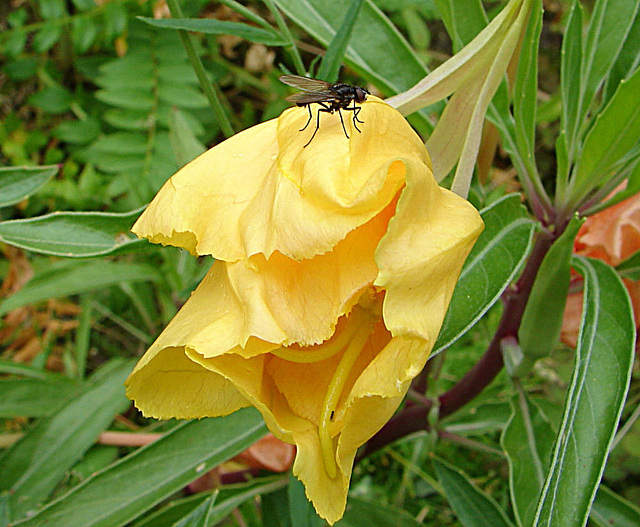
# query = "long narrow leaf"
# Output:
<box><xmin>137</xmin><ymin>17</ymin><xmax>287</xmax><ymax>46</ymax></box>
<box><xmin>274</xmin><ymin>0</ymin><xmax>430</xmax><ymax>130</ymax></box>
<box><xmin>316</xmin><ymin>0</ymin><xmax>364</xmax><ymax>83</ymax></box>
<box><xmin>501</xmin><ymin>390</ymin><xmax>555</xmax><ymax>527</ymax></box>
<box><xmin>12</xmin><ymin>409</ymin><xmax>268</xmax><ymax>527</ymax></box>
<box><xmin>0</xmin><ymin>260</ymin><xmax>163</xmax><ymax>316</ymax></box>
<box><xmin>0</xmin><ymin>361</ymin><xmax>133</xmax><ymax>521</ymax></box>
<box><xmin>513</xmin><ymin>0</ymin><xmax>542</xmax><ymax>175</ymax></box>
<box><xmin>434</xmin><ymin>0</ymin><xmax>487</xmax><ymax>51</ymax></box>
<box><xmin>591</xmin><ymin>485</ymin><xmax>640</xmax><ymax>527</ymax></box>
<box><xmin>0</xmin><ymin>166</ymin><xmax>58</xmax><ymax>207</ymax></box>
<box><xmin>0</xmin><ymin>377</ymin><xmax>81</xmax><ymax>418</ymax></box>
<box><xmin>433</xmin><ymin>457</ymin><xmax>514</xmax><ymax>527</ymax></box>
<box><xmin>580</xmin><ymin>0</ymin><xmax>640</xmax><ymax>129</ymax></box>
<box><xmin>559</xmin><ymin>0</ymin><xmax>583</xmax><ymax>167</ymax></box>
<box><xmin>336</xmin><ymin>496</ymin><xmax>423</xmax><ymax>526</ymax></box>
<box><xmin>0</xmin><ymin>209</ymin><xmax>145</xmax><ymax>257</ymax></box>
<box><xmin>571</xmin><ymin>66</ymin><xmax>640</xmax><ymax>201</ymax></box>
<box><xmin>533</xmin><ymin>257</ymin><xmax>635</xmax><ymax>526</ymax></box>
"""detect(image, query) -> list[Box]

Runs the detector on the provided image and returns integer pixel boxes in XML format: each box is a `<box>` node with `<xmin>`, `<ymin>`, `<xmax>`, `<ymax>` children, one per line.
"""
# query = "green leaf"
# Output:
<box><xmin>518</xmin><ymin>215</ymin><xmax>583</xmax><ymax>365</ymax></box>
<box><xmin>572</xmin><ymin>67</ymin><xmax>640</xmax><ymax>201</ymax></box>
<box><xmin>580</xmin><ymin>0</ymin><xmax>640</xmax><ymax>128</ymax></box>
<box><xmin>564</xmin><ymin>0</ymin><xmax>640</xmax><ymax>165</ymax></box>
<box><xmin>157</xmin><ymin>84</ymin><xmax>208</xmax><ymax>109</ymax></box>
<box><xmin>0</xmin><ymin>359</ymin><xmax>73</xmax><ymax>380</ymax></box>
<box><xmin>432</xmin><ymin>457</ymin><xmax>515</xmax><ymax>527</ymax></box>
<box><xmin>33</xmin><ymin>25</ymin><xmax>62</xmax><ymax>53</ymax></box>
<box><xmin>170</xmin><ymin>491</ymin><xmax>218</xmax><ymax>527</ymax></box>
<box><xmin>288</xmin><ymin>476</ymin><xmax>324</xmax><ymax>527</ymax></box>
<box><xmin>533</xmin><ymin>257</ymin><xmax>635</xmax><ymax>526</ymax></box>
<box><xmin>261</xmin><ymin>486</ymin><xmax>291</xmax><ymax>527</ymax></box>
<box><xmin>316</xmin><ymin>0</ymin><xmax>365</xmax><ymax>83</ymax></box>
<box><xmin>53</xmin><ymin>118</ymin><xmax>101</xmax><ymax>145</ymax></box>
<box><xmin>96</xmin><ymin>87</ymin><xmax>154</xmax><ymax>111</ymax></box>
<box><xmin>0</xmin><ymin>361</ymin><xmax>133</xmax><ymax>521</ymax></box>
<box><xmin>132</xmin><ymin>477</ymin><xmax>287</xmax><ymax>527</ymax></box>
<box><xmin>90</xmin><ymin>132</ymin><xmax>148</xmax><ymax>155</ymax></box>
<box><xmin>336</xmin><ymin>497</ymin><xmax>423</xmax><ymax>526</ymax></box>
<box><xmin>501</xmin><ymin>391</ymin><xmax>555</xmax><ymax>527</ymax></box>
<box><xmin>0</xmin><ymin>260</ymin><xmax>163</xmax><ymax>316</ymax></box>
<box><xmin>39</xmin><ymin>0</ymin><xmax>65</xmax><ymax>19</ymax></box>
<box><xmin>0</xmin><ymin>377</ymin><xmax>81</xmax><ymax>417</ymax></box>
<box><xmin>0</xmin><ymin>165</ymin><xmax>58</xmax><ymax>207</ymax></box>
<box><xmin>443</xmin><ymin>401</ymin><xmax>513</xmax><ymax>435</ymax></box>
<box><xmin>274</xmin><ymin>0</ymin><xmax>430</xmax><ymax>128</ymax></box>
<box><xmin>513</xmin><ymin>0</ymin><xmax>542</xmax><ymax>175</ymax></box>
<box><xmin>72</xmin><ymin>16</ymin><xmax>99</xmax><ymax>53</ymax></box>
<box><xmin>605</xmin><ymin>10</ymin><xmax>640</xmax><ymax>102</ymax></box>
<box><xmin>591</xmin><ymin>485</ymin><xmax>640</xmax><ymax>527</ymax></box>
<box><xmin>0</xmin><ymin>209</ymin><xmax>145</xmax><ymax>258</ymax></box>
<box><xmin>103</xmin><ymin>109</ymin><xmax>150</xmax><ymax>131</ymax></box>
<box><xmin>433</xmin><ymin>0</ymin><xmax>487</xmax><ymax>51</ymax></box>
<box><xmin>434</xmin><ymin>195</ymin><xmax>536</xmax><ymax>354</ymax></box>
<box><xmin>13</xmin><ymin>410</ymin><xmax>268</xmax><ymax>527</ymax></box>
<box><xmin>28</xmin><ymin>84</ymin><xmax>73</xmax><ymax>114</ymax></box>
<box><xmin>169</xmin><ymin>108</ymin><xmax>206</xmax><ymax>168</ymax></box>
<box><xmin>137</xmin><ymin>17</ymin><xmax>287</xmax><ymax>46</ymax></box>
<box><xmin>616</xmin><ymin>249</ymin><xmax>640</xmax><ymax>280</ymax></box>
<box><xmin>559</xmin><ymin>0</ymin><xmax>583</xmax><ymax>166</ymax></box>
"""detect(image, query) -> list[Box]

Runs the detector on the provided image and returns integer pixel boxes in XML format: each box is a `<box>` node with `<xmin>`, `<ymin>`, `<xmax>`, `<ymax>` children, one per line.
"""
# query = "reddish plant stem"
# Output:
<box><xmin>359</xmin><ymin>229</ymin><xmax>555</xmax><ymax>459</ymax></box>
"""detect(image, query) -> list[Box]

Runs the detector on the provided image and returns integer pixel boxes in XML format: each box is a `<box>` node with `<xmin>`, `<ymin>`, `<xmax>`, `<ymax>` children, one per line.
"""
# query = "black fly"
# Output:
<box><xmin>279</xmin><ymin>75</ymin><xmax>370</xmax><ymax>147</ymax></box>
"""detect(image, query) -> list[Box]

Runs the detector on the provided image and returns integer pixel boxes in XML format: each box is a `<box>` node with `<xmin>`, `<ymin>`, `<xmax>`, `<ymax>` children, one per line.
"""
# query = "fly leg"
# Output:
<box><xmin>303</xmin><ymin>102</ymin><xmax>332</xmax><ymax>148</ymax></box>
<box><xmin>336</xmin><ymin>108</ymin><xmax>350</xmax><ymax>140</ymax></box>
<box><xmin>299</xmin><ymin>104</ymin><xmax>313</xmax><ymax>132</ymax></box>
<box><xmin>343</xmin><ymin>103</ymin><xmax>364</xmax><ymax>133</ymax></box>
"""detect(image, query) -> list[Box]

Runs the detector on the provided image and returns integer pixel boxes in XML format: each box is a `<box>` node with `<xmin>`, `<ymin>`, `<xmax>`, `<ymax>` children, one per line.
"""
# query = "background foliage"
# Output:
<box><xmin>1</xmin><ymin>0</ymin><xmax>639</xmax><ymax>526</ymax></box>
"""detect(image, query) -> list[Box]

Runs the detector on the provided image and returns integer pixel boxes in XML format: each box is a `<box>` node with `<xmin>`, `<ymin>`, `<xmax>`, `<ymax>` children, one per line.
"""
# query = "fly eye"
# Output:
<box><xmin>355</xmin><ymin>87</ymin><xmax>367</xmax><ymax>103</ymax></box>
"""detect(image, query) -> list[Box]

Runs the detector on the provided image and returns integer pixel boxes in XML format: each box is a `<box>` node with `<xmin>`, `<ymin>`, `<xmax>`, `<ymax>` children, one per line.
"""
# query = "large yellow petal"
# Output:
<box><xmin>375</xmin><ymin>161</ymin><xmax>484</xmax><ymax>343</ymax></box>
<box><xmin>125</xmin><ymin>346</ymin><xmax>250</xmax><ymax>420</ymax></box>
<box><xmin>231</xmin><ymin>198</ymin><xmax>397</xmax><ymax>346</ymax></box>
<box><xmin>132</xmin><ymin>97</ymin><xmax>426</xmax><ymax>262</ymax></box>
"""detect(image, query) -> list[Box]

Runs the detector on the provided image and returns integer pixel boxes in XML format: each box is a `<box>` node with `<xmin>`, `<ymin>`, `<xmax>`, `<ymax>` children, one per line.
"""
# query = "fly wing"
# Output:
<box><xmin>285</xmin><ymin>92</ymin><xmax>335</xmax><ymax>104</ymax></box>
<box><xmin>279</xmin><ymin>75</ymin><xmax>333</xmax><ymax>93</ymax></box>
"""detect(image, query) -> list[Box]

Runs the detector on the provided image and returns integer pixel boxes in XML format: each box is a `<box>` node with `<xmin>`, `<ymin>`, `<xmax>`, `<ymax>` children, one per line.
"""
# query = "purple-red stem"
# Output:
<box><xmin>359</xmin><ymin>229</ymin><xmax>555</xmax><ymax>459</ymax></box>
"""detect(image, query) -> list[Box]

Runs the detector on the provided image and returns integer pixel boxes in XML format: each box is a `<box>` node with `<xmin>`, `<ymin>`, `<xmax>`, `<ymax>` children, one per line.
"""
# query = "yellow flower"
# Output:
<box><xmin>126</xmin><ymin>96</ymin><xmax>484</xmax><ymax>524</ymax></box>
